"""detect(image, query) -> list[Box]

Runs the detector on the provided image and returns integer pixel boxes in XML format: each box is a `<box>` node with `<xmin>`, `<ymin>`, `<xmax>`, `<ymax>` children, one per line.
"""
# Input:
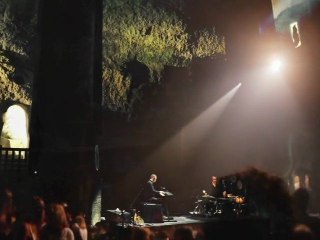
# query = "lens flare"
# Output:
<box><xmin>270</xmin><ymin>58</ymin><xmax>283</xmax><ymax>72</ymax></box>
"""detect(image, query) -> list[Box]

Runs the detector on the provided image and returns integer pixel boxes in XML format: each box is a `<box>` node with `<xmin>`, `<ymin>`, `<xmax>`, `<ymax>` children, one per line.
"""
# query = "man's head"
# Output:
<box><xmin>212</xmin><ymin>176</ymin><xmax>217</xmax><ymax>185</ymax></box>
<box><xmin>150</xmin><ymin>174</ymin><xmax>157</xmax><ymax>183</ymax></box>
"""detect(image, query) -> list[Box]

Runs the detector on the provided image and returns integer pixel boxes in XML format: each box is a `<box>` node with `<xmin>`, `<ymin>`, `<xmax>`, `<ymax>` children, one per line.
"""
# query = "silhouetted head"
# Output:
<box><xmin>173</xmin><ymin>227</ymin><xmax>194</xmax><ymax>240</ymax></box>
<box><xmin>131</xmin><ymin>227</ymin><xmax>153</xmax><ymax>240</ymax></box>
<box><xmin>292</xmin><ymin>188</ymin><xmax>310</xmax><ymax>213</ymax></box>
<box><xmin>291</xmin><ymin>224</ymin><xmax>315</xmax><ymax>240</ymax></box>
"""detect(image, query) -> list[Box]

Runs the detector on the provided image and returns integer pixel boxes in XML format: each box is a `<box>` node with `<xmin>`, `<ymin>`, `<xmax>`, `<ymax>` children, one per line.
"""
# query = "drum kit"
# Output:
<box><xmin>192</xmin><ymin>194</ymin><xmax>247</xmax><ymax>217</ymax></box>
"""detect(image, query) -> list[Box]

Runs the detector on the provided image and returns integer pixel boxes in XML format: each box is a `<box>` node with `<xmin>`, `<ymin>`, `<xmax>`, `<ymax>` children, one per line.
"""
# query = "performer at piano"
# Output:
<box><xmin>143</xmin><ymin>174</ymin><xmax>165</xmax><ymax>202</ymax></box>
<box><xmin>140</xmin><ymin>174</ymin><xmax>172</xmax><ymax>220</ymax></box>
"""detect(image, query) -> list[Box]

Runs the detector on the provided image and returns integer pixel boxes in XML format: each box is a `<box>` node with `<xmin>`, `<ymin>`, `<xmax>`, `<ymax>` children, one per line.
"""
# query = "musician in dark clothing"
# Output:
<box><xmin>140</xmin><ymin>174</ymin><xmax>170</xmax><ymax>221</ymax></box>
<box><xmin>143</xmin><ymin>174</ymin><xmax>164</xmax><ymax>202</ymax></box>
<box><xmin>210</xmin><ymin>176</ymin><xmax>223</xmax><ymax>198</ymax></box>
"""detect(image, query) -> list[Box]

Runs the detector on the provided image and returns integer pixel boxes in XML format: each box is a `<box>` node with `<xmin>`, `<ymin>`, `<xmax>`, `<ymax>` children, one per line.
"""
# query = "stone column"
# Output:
<box><xmin>29</xmin><ymin>0</ymin><xmax>102</xmax><ymax>214</ymax></box>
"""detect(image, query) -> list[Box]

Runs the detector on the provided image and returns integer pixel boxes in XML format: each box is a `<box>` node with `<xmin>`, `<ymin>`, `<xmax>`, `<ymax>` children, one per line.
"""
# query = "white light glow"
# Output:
<box><xmin>91</xmin><ymin>189</ymin><xmax>102</xmax><ymax>226</ymax></box>
<box><xmin>145</xmin><ymin>83</ymin><xmax>242</xmax><ymax>165</ymax></box>
<box><xmin>290</xmin><ymin>22</ymin><xmax>301</xmax><ymax>48</ymax></box>
<box><xmin>0</xmin><ymin>105</ymin><xmax>29</xmax><ymax>148</ymax></box>
<box><xmin>270</xmin><ymin>58</ymin><xmax>283</xmax><ymax>73</ymax></box>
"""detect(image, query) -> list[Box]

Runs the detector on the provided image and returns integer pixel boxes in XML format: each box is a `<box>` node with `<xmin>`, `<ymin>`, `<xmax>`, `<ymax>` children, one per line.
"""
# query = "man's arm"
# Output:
<box><xmin>148</xmin><ymin>181</ymin><xmax>164</xmax><ymax>196</ymax></box>
<box><xmin>148</xmin><ymin>181</ymin><xmax>158</xmax><ymax>193</ymax></box>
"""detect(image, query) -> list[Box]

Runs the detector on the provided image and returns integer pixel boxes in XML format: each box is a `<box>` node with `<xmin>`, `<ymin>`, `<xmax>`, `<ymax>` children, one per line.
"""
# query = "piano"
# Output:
<box><xmin>161</xmin><ymin>190</ymin><xmax>174</xmax><ymax>196</ymax></box>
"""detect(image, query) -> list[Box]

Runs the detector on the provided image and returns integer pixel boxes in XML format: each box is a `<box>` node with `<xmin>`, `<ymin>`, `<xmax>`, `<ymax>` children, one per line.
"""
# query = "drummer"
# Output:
<box><xmin>210</xmin><ymin>176</ymin><xmax>224</xmax><ymax>198</ymax></box>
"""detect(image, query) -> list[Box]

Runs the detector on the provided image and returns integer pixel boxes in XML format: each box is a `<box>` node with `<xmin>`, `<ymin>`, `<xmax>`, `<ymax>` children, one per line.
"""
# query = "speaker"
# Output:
<box><xmin>141</xmin><ymin>203</ymin><xmax>163</xmax><ymax>223</ymax></box>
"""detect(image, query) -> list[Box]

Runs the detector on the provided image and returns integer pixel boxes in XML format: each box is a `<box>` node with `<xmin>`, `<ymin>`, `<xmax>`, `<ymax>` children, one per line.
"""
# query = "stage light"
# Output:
<box><xmin>270</xmin><ymin>58</ymin><xmax>283</xmax><ymax>73</ymax></box>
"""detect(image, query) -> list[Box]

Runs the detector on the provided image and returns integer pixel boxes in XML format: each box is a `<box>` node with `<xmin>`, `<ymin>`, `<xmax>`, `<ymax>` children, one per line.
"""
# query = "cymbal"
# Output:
<box><xmin>227</xmin><ymin>194</ymin><xmax>236</xmax><ymax>198</ymax></box>
<box><xmin>215</xmin><ymin>197</ymin><xmax>230</xmax><ymax>201</ymax></box>
<box><xmin>106</xmin><ymin>209</ymin><xmax>123</xmax><ymax>215</ymax></box>
<box><xmin>202</xmin><ymin>195</ymin><xmax>214</xmax><ymax>199</ymax></box>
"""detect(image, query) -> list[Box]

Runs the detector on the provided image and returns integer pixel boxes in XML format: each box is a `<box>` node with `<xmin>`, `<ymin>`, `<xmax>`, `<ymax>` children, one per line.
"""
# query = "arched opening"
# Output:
<box><xmin>0</xmin><ymin>104</ymin><xmax>29</xmax><ymax>148</ymax></box>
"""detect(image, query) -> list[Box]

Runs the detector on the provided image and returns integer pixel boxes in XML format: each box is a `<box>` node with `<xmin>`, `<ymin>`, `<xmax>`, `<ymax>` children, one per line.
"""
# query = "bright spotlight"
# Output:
<box><xmin>270</xmin><ymin>58</ymin><xmax>283</xmax><ymax>73</ymax></box>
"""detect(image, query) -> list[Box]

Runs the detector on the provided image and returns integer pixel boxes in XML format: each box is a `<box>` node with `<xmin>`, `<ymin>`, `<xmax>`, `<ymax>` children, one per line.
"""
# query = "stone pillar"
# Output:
<box><xmin>29</xmin><ymin>0</ymin><xmax>102</xmax><ymax>214</ymax></box>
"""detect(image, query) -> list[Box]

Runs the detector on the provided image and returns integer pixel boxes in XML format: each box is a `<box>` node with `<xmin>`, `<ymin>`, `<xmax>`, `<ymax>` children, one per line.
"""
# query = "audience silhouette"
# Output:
<box><xmin>1</xmin><ymin>167</ymin><xmax>320</xmax><ymax>240</ymax></box>
<box><xmin>40</xmin><ymin>203</ymin><xmax>74</xmax><ymax>240</ymax></box>
<box><xmin>291</xmin><ymin>188</ymin><xmax>320</xmax><ymax>239</ymax></box>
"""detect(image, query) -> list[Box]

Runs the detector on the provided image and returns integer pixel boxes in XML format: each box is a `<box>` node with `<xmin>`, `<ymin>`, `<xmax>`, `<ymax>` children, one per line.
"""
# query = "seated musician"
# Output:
<box><xmin>210</xmin><ymin>175</ymin><xmax>223</xmax><ymax>198</ymax></box>
<box><xmin>141</xmin><ymin>174</ymin><xmax>171</xmax><ymax>220</ymax></box>
<box><xmin>197</xmin><ymin>176</ymin><xmax>224</xmax><ymax>215</ymax></box>
<box><xmin>143</xmin><ymin>174</ymin><xmax>165</xmax><ymax>202</ymax></box>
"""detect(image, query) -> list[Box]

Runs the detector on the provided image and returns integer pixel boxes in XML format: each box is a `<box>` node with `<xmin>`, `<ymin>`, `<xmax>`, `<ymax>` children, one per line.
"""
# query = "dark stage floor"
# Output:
<box><xmin>124</xmin><ymin>215</ymin><xmax>210</xmax><ymax>228</ymax></box>
<box><xmin>114</xmin><ymin>214</ymin><xmax>270</xmax><ymax>240</ymax></box>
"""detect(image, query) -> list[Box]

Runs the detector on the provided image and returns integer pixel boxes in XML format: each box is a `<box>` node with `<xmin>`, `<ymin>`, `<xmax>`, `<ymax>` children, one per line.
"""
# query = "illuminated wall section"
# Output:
<box><xmin>0</xmin><ymin>105</ymin><xmax>29</xmax><ymax>148</ymax></box>
<box><xmin>271</xmin><ymin>0</ymin><xmax>307</xmax><ymax>21</ymax></box>
<box><xmin>271</xmin><ymin>0</ymin><xmax>311</xmax><ymax>46</ymax></box>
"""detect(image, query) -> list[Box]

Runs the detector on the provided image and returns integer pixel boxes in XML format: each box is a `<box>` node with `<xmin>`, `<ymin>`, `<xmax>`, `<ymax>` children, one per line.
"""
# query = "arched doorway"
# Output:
<box><xmin>0</xmin><ymin>104</ymin><xmax>29</xmax><ymax>148</ymax></box>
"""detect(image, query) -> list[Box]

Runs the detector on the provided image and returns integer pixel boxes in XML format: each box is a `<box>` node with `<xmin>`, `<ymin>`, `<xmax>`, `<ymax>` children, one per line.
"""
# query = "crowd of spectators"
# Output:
<box><xmin>1</xmin><ymin>168</ymin><xmax>320</xmax><ymax>240</ymax></box>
